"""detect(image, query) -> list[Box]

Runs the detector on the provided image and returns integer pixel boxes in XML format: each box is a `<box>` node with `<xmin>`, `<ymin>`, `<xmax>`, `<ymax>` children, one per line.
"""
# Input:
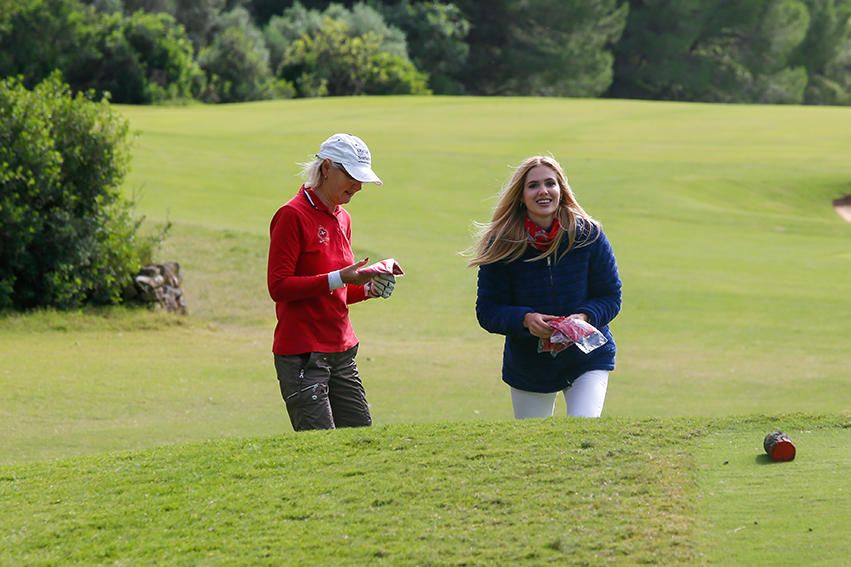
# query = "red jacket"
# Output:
<box><xmin>268</xmin><ymin>186</ymin><xmax>367</xmax><ymax>355</ymax></box>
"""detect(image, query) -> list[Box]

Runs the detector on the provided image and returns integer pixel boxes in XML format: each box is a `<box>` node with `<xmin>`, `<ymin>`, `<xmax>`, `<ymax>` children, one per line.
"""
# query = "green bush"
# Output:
<box><xmin>119</xmin><ymin>10</ymin><xmax>203</xmax><ymax>102</ymax></box>
<box><xmin>283</xmin><ymin>17</ymin><xmax>430</xmax><ymax>97</ymax></box>
<box><xmin>198</xmin><ymin>7</ymin><xmax>288</xmax><ymax>102</ymax></box>
<box><xmin>364</xmin><ymin>50</ymin><xmax>431</xmax><ymax>95</ymax></box>
<box><xmin>379</xmin><ymin>0</ymin><xmax>471</xmax><ymax>94</ymax></box>
<box><xmin>66</xmin><ymin>10</ymin><xmax>203</xmax><ymax>104</ymax></box>
<box><xmin>0</xmin><ymin>74</ymin><xmax>141</xmax><ymax>310</ymax></box>
<box><xmin>0</xmin><ymin>0</ymin><xmax>97</xmax><ymax>89</ymax></box>
<box><xmin>1</xmin><ymin>1</ymin><xmax>202</xmax><ymax>104</ymax></box>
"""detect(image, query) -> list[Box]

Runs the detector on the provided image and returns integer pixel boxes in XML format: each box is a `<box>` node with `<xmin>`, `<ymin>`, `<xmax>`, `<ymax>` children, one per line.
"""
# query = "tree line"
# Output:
<box><xmin>2</xmin><ymin>1</ymin><xmax>850</xmax><ymax>311</ymax></box>
<box><xmin>2</xmin><ymin>0</ymin><xmax>850</xmax><ymax>105</ymax></box>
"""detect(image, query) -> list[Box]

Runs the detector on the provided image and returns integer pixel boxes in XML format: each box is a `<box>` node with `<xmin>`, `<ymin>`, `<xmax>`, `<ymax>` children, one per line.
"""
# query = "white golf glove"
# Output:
<box><xmin>365</xmin><ymin>273</ymin><xmax>396</xmax><ymax>299</ymax></box>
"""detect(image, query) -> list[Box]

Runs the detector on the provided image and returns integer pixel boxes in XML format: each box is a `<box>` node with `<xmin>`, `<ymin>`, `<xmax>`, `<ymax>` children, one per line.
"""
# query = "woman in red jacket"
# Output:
<box><xmin>267</xmin><ymin>133</ymin><xmax>394</xmax><ymax>431</ymax></box>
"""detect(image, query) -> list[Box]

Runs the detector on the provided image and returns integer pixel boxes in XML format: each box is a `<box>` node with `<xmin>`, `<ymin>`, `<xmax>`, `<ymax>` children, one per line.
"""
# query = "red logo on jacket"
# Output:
<box><xmin>317</xmin><ymin>226</ymin><xmax>329</xmax><ymax>245</ymax></box>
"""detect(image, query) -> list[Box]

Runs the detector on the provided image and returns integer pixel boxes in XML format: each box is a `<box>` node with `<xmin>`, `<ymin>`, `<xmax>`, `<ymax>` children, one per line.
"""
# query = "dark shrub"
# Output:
<box><xmin>0</xmin><ymin>74</ymin><xmax>140</xmax><ymax>310</ymax></box>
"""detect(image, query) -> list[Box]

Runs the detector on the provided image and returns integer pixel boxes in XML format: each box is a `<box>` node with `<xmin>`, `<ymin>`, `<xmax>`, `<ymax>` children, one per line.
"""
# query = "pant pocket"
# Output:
<box><xmin>284</xmin><ymin>382</ymin><xmax>333</xmax><ymax>430</ymax></box>
<box><xmin>274</xmin><ymin>353</ymin><xmax>311</xmax><ymax>400</ymax></box>
<box><xmin>285</xmin><ymin>381</ymin><xmax>328</xmax><ymax>402</ymax></box>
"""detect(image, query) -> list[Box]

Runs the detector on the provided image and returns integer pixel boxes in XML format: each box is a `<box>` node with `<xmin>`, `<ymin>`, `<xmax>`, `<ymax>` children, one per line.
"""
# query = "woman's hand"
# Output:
<box><xmin>365</xmin><ymin>273</ymin><xmax>396</xmax><ymax>299</ymax></box>
<box><xmin>522</xmin><ymin>312</ymin><xmax>559</xmax><ymax>338</ymax></box>
<box><xmin>340</xmin><ymin>258</ymin><xmax>372</xmax><ymax>286</ymax></box>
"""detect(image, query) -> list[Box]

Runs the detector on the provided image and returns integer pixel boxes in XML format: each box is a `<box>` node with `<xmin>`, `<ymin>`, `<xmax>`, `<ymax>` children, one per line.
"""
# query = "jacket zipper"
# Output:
<box><xmin>547</xmin><ymin>255</ymin><xmax>557</xmax><ymax>307</ymax></box>
<box><xmin>546</xmin><ymin>256</ymin><xmax>553</xmax><ymax>286</ymax></box>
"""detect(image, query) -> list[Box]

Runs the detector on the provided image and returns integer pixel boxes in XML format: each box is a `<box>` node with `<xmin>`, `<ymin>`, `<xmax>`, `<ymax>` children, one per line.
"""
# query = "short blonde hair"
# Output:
<box><xmin>468</xmin><ymin>155</ymin><xmax>599</xmax><ymax>267</ymax></box>
<box><xmin>299</xmin><ymin>157</ymin><xmax>323</xmax><ymax>188</ymax></box>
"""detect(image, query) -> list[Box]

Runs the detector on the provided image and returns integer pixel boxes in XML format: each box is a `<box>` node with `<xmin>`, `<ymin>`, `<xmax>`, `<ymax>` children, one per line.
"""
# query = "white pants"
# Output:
<box><xmin>510</xmin><ymin>370</ymin><xmax>609</xmax><ymax>419</ymax></box>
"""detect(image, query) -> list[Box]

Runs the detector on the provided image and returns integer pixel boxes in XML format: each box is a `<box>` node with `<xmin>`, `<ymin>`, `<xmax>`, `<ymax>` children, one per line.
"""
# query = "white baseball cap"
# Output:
<box><xmin>317</xmin><ymin>133</ymin><xmax>383</xmax><ymax>185</ymax></box>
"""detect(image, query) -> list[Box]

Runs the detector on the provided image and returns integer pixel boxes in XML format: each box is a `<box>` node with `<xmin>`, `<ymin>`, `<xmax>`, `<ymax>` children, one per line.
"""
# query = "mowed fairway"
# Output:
<box><xmin>1</xmin><ymin>97</ymin><xmax>849</xmax><ymax>563</ymax></box>
<box><xmin>1</xmin><ymin>416</ymin><xmax>848</xmax><ymax>564</ymax></box>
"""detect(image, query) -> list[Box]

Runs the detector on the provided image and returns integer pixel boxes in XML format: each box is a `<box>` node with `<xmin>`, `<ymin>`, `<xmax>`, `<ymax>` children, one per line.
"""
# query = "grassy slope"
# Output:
<box><xmin>695</xmin><ymin>416</ymin><xmax>851</xmax><ymax>565</ymax></box>
<box><xmin>1</xmin><ymin>97</ymin><xmax>850</xmax><ymax>564</ymax></box>
<box><xmin>2</xmin><ymin>97</ymin><xmax>850</xmax><ymax>464</ymax></box>
<box><xmin>1</xmin><ymin>416</ymin><xmax>847</xmax><ymax>565</ymax></box>
<box><xmin>109</xmin><ymin>97</ymin><xmax>851</xmax><ymax>422</ymax></box>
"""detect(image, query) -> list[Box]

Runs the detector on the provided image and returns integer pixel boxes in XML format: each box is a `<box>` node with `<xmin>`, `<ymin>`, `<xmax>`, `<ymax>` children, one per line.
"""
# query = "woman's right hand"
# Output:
<box><xmin>340</xmin><ymin>258</ymin><xmax>372</xmax><ymax>286</ymax></box>
<box><xmin>523</xmin><ymin>312</ymin><xmax>559</xmax><ymax>338</ymax></box>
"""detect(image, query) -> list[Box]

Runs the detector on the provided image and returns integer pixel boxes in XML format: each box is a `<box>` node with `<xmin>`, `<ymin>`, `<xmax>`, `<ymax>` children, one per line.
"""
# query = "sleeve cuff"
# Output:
<box><xmin>328</xmin><ymin>270</ymin><xmax>344</xmax><ymax>291</ymax></box>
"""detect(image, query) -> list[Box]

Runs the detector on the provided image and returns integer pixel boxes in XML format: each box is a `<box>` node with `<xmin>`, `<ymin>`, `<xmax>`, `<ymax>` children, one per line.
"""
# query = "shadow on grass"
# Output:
<box><xmin>754</xmin><ymin>454</ymin><xmax>796</xmax><ymax>465</ymax></box>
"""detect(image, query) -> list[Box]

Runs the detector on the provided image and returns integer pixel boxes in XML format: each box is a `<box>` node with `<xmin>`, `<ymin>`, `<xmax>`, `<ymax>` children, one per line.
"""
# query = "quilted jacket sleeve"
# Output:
<box><xmin>475</xmin><ymin>261</ymin><xmax>534</xmax><ymax>337</ymax></box>
<box><xmin>575</xmin><ymin>229</ymin><xmax>622</xmax><ymax>329</ymax></box>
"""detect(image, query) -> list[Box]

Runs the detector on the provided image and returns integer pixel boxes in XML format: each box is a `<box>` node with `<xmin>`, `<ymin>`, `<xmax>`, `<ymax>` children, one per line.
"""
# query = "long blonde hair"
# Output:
<box><xmin>468</xmin><ymin>156</ymin><xmax>599</xmax><ymax>267</ymax></box>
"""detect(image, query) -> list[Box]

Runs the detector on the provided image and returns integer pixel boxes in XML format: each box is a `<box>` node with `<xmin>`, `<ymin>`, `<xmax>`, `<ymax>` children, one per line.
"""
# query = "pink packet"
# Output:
<box><xmin>360</xmin><ymin>258</ymin><xmax>405</xmax><ymax>277</ymax></box>
<box><xmin>538</xmin><ymin>317</ymin><xmax>608</xmax><ymax>357</ymax></box>
<box><xmin>537</xmin><ymin>336</ymin><xmax>571</xmax><ymax>355</ymax></box>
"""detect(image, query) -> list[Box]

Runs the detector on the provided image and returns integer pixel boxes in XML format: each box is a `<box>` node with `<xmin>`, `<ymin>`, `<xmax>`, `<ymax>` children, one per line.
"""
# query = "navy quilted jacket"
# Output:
<box><xmin>476</xmin><ymin>224</ymin><xmax>622</xmax><ymax>393</ymax></box>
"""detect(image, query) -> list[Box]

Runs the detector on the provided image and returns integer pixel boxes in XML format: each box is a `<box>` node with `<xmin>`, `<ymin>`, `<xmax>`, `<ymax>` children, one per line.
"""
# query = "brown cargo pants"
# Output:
<box><xmin>273</xmin><ymin>344</ymin><xmax>372</xmax><ymax>431</ymax></box>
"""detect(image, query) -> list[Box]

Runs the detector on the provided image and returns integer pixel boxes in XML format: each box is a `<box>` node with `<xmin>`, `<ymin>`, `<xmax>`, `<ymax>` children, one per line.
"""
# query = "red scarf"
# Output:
<box><xmin>525</xmin><ymin>217</ymin><xmax>560</xmax><ymax>251</ymax></box>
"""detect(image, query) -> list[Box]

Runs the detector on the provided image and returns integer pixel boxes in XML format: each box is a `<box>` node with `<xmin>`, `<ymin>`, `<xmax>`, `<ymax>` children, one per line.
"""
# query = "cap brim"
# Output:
<box><xmin>342</xmin><ymin>163</ymin><xmax>383</xmax><ymax>186</ymax></box>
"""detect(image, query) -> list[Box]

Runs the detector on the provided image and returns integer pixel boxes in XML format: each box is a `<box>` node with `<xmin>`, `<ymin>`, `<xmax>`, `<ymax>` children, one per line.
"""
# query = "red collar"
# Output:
<box><xmin>302</xmin><ymin>186</ymin><xmax>338</xmax><ymax>215</ymax></box>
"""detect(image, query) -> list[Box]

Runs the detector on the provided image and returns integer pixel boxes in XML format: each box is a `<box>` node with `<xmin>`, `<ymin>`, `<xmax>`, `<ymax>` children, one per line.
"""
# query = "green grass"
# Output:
<box><xmin>695</xmin><ymin>416</ymin><xmax>851</xmax><ymax>565</ymax></box>
<box><xmin>1</xmin><ymin>97</ymin><xmax>850</xmax><ymax>563</ymax></box>
<box><xmin>4</xmin><ymin>97</ymin><xmax>848</xmax><ymax>463</ymax></box>
<box><xmin>1</xmin><ymin>416</ymin><xmax>847</xmax><ymax>565</ymax></box>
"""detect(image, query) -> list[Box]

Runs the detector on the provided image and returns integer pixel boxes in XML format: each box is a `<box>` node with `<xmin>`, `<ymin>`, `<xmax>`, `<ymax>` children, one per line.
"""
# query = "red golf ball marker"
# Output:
<box><xmin>764</xmin><ymin>431</ymin><xmax>796</xmax><ymax>462</ymax></box>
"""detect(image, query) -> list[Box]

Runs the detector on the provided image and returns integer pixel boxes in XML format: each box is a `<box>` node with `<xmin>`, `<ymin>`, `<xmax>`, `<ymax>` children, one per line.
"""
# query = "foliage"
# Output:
<box><xmin>84</xmin><ymin>0</ymin><xmax>124</xmax><ymax>13</ymax></box>
<box><xmin>245</xmin><ymin>0</ymin><xmax>304</xmax><ymax>25</ymax></box>
<box><xmin>821</xmin><ymin>37</ymin><xmax>851</xmax><ymax>104</ymax></box>
<box><xmin>794</xmin><ymin>0</ymin><xmax>851</xmax><ymax>104</ymax></box>
<box><xmin>214</xmin><ymin>4</ymin><xmax>269</xmax><ymax>55</ymax></box>
<box><xmin>362</xmin><ymin>49</ymin><xmax>430</xmax><ymax>94</ymax></box>
<box><xmin>91</xmin><ymin>0</ymin><xmax>228</xmax><ymax>50</ymax></box>
<box><xmin>7</xmin><ymin>0</ymin><xmax>851</xmax><ymax>106</ymax></box>
<box><xmin>1</xmin><ymin>0</ymin><xmax>202</xmax><ymax>104</ymax></box>
<box><xmin>71</xmin><ymin>10</ymin><xmax>203</xmax><ymax>103</ymax></box>
<box><xmin>454</xmin><ymin>0</ymin><xmax>628</xmax><ymax>96</ymax></box>
<box><xmin>198</xmin><ymin>7</ymin><xmax>292</xmax><ymax>102</ymax></box>
<box><xmin>171</xmin><ymin>0</ymin><xmax>227</xmax><ymax>50</ymax></box>
<box><xmin>122</xmin><ymin>0</ymin><xmax>176</xmax><ymax>11</ymax></box>
<box><xmin>379</xmin><ymin>0</ymin><xmax>471</xmax><ymax>94</ymax></box>
<box><xmin>332</xmin><ymin>1</ymin><xmax>408</xmax><ymax>59</ymax></box>
<box><xmin>609</xmin><ymin>0</ymin><xmax>850</xmax><ymax>104</ymax></box>
<box><xmin>0</xmin><ymin>0</ymin><xmax>100</xmax><ymax>88</ymax></box>
<box><xmin>0</xmin><ymin>74</ymin><xmax>138</xmax><ymax>310</ymax></box>
<box><xmin>793</xmin><ymin>0</ymin><xmax>850</xmax><ymax>74</ymax></box>
<box><xmin>266</xmin><ymin>2</ymin><xmax>428</xmax><ymax>97</ymax></box>
<box><xmin>279</xmin><ymin>11</ymin><xmax>429</xmax><ymax>96</ymax></box>
<box><xmin>264</xmin><ymin>2</ymin><xmax>324</xmax><ymax>73</ymax></box>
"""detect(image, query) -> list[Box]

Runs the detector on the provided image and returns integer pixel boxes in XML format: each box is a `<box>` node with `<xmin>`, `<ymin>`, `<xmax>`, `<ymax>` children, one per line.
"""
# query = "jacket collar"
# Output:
<box><xmin>302</xmin><ymin>186</ymin><xmax>339</xmax><ymax>216</ymax></box>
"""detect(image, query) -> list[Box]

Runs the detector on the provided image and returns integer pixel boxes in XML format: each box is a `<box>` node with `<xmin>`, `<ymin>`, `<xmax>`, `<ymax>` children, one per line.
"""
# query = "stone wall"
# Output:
<box><xmin>125</xmin><ymin>262</ymin><xmax>187</xmax><ymax>314</ymax></box>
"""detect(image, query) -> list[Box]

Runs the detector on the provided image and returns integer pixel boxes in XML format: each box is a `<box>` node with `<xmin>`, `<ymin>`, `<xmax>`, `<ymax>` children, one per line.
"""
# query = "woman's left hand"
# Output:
<box><xmin>523</xmin><ymin>312</ymin><xmax>559</xmax><ymax>338</ymax></box>
<box><xmin>365</xmin><ymin>274</ymin><xmax>395</xmax><ymax>299</ymax></box>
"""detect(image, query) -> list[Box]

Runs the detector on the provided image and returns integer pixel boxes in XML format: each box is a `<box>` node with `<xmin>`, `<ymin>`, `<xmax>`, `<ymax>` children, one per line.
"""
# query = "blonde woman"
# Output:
<box><xmin>469</xmin><ymin>156</ymin><xmax>622</xmax><ymax>419</ymax></box>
